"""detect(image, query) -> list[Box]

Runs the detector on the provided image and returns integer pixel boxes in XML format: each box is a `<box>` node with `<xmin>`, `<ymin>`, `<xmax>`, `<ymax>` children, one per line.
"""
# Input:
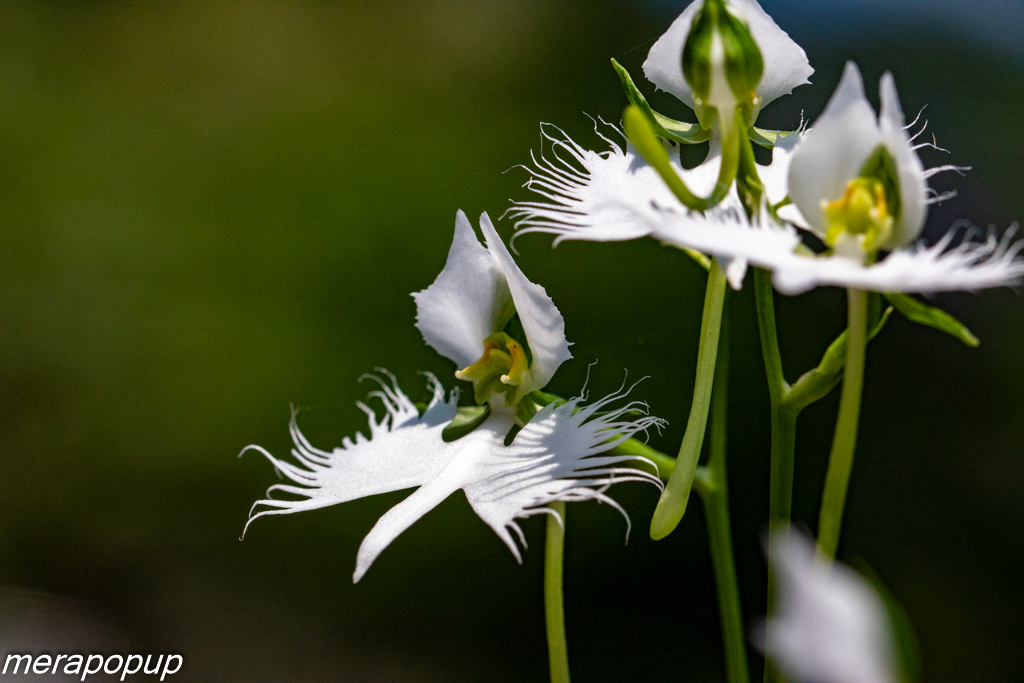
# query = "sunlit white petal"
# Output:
<box><xmin>643</xmin><ymin>0</ymin><xmax>812</xmax><ymax>111</ymax></box>
<box><xmin>759</xmin><ymin>529</ymin><xmax>898</xmax><ymax>683</ymax></box>
<box><xmin>464</xmin><ymin>384</ymin><xmax>666</xmax><ymax>559</ymax></box>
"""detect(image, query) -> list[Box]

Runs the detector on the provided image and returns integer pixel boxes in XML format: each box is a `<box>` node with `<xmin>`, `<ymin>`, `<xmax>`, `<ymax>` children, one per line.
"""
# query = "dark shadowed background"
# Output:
<box><xmin>1</xmin><ymin>1</ymin><xmax>1022</xmax><ymax>681</ymax></box>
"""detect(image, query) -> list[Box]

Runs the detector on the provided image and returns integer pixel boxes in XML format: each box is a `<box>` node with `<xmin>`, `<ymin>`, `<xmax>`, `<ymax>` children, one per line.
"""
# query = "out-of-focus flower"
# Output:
<box><xmin>757</xmin><ymin>529</ymin><xmax>899</xmax><ymax>683</ymax></box>
<box><xmin>243</xmin><ymin>213</ymin><xmax>664</xmax><ymax>582</ymax></box>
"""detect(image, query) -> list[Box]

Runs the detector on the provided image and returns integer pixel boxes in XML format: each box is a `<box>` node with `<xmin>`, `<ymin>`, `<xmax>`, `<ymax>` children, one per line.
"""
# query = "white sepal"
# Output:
<box><xmin>758</xmin><ymin>529</ymin><xmax>899</xmax><ymax>683</ymax></box>
<box><xmin>643</xmin><ymin>0</ymin><xmax>812</xmax><ymax>113</ymax></box>
<box><xmin>413</xmin><ymin>211</ymin><xmax>513</xmax><ymax>369</ymax></box>
<box><xmin>414</xmin><ymin>210</ymin><xmax>571</xmax><ymax>396</ymax></box>
<box><xmin>787</xmin><ymin>62</ymin><xmax>884</xmax><ymax>241</ymax></box>
<box><xmin>241</xmin><ymin>371</ymin><xmax>459</xmax><ymax>537</ymax></box>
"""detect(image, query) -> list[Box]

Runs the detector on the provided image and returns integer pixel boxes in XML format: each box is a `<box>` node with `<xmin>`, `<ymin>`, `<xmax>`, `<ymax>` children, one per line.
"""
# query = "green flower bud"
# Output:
<box><xmin>682</xmin><ymin>0</ymin><xmax>764</xmax><ymax>130</ymax></box>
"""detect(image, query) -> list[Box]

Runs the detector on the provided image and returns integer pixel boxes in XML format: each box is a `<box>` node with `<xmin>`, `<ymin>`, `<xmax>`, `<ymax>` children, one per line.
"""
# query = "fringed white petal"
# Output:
<box><xmin>241</xmin><ymin>371</ymin><xmax>459</xmax><ymax>538</ymax></box>
<box><xmin>506</xmin><ymin>123</ymin><xmax>676</xmax><ymax>244</ymax></box>
<box><xmin>768</xmin><ymin>226</ymin><xmax>1024</xmax><ymax>295</ymax></box>
<box><xmin>354</xmin><ymin>383</ymin><xmax>666</xmax><ymax>581</ymax></box>
<box><xmin>413</xmin><ymin>211</ymin><xmax>513</xmax><ymax>369</ymax></box>
<box><xmin>759</xmin><ymin>529</ymin><xmax>898</xmax><ymax>683</ymax></box>
<box><xmin>480</xmin><ymin>213</ymin><xmax>572</xmax><ymax>393</ymax></box>
<box><xmin>464</xmin><ymin>383</ymin><xmax>666</xmax><ymax>558</ymax></box>
<box><xmin>353</xmin><ymin>410</ymin><xmax>517</xmax><ymax>582</ymax></box>
<box><xmin>642</xmin><ymin>0</ymin><xmax>812</xmax><ymax>111</ymax></box>
<box><xmin>509</xmin><ymin>121</ymin><xmax>794</xmax><ymax>286</ymax></box>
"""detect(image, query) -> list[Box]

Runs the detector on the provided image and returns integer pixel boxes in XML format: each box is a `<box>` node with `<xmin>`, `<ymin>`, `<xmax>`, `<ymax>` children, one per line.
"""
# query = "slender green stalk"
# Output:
<box><xmin>701</xmin><ymin>318</ymin><xmax>750</xmax><ymax>683</ymax></box>
<box><xmin>817</xmin><ymin>289</ymin><xmax>869</xmax><ymax>559</ymax></box>
<box><xmin>545</xmin><ymin>501</ymin><xmax>570</xmax><ymax>683</ymax></box>
<box><xmin>650</xmin><ymin>258</ymin><xmax>729</xmax><ymax>540</ymax></box>
<box><xmin>754</xmin><ymin>268</ymin><xmax>798</xmax><ymax>683</ymax></box>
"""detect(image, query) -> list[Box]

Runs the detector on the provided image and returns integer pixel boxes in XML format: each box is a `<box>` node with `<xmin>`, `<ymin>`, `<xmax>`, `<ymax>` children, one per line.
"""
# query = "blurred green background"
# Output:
<box><xmin>1</xmin><ymin>1</ymin><xmax>1022</xmax><ymax>681</ymax></box>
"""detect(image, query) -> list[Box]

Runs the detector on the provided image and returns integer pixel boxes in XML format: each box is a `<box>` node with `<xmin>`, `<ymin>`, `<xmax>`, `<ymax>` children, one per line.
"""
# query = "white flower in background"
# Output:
<box><xmin>243</xmin><ymin>211</ymin><xmax>664</xmax><ymax>582</ymax></box>
<box><xmin>507</xmin><ymin>121</ymin><xmax>801</xmax><ymax>289</ymax></box>
<box><xmin>758</xmin><ymin>530</ymin><xmax>899</xmax><ymax>683</ymax></box>
<box><xmin>637</xmin><ymin>62</ymin><xmax>1024</xmax><ymax>294</ymax></box>
<box><xmin>643</xmin><ymin>0</ymin><xmax>812</xmax><ymax>125</ymax></box>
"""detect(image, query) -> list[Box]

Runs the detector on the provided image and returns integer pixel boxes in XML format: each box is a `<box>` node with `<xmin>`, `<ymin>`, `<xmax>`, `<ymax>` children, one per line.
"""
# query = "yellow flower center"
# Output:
<box><xmin>822</xmin><ymin>177</ymin><xmax>894</xmax><ymax>253</ymax></box>
<box><xmin>455</xmin><ymin>332</ymin><xmax>530</xmax><ymax>405</ymax></box>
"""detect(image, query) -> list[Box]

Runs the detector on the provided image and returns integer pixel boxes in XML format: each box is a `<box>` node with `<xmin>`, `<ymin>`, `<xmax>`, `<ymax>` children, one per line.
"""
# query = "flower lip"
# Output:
<box><xmin>413</xmin><ymin>210</ymin><xmax>572</xmax><ymax>405</ymax></box>
<box><xmin>787</xmin><ymin>62</ymin><xmax>928</xmax><ymax>251</ymax></box>
<box><xmin>643</xmin><ymin>0</ymin><xmax>812</xmax><ymax>116</ymax></box>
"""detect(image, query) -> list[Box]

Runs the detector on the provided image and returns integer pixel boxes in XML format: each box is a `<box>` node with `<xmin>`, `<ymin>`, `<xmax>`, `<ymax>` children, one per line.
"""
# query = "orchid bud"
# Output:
<box><xmin>682</xmin><ymin>0</ymin><xmax>764</xmax><ymax>130</ymax></box>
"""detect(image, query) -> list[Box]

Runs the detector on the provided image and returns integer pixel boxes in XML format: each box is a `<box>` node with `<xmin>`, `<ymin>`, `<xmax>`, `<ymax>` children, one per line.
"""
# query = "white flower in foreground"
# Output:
<box><xmin>758</xmin><ymin>530</ymin><xmax>899</xmax><ymax>683</ymax></box>
<box><xmin>507</xmin><ymin>121</ymin><xmax>800</xmax><ymax>288</ymax></box>
<box><xmin>415</xmin><ymin>210</ymin><xmax>573</xmax><ymax>407</ymax></box>
<box><xmin>637</xmin><ymin>63</ymin><xmax>1024</xmax><ymax>294</ymax></box>
<box><xmin>242</xmin><ymin>212</ymin><xmax>664</xmax><ymax>582</ymax></box>
<box><xmin>643</xmin><ymin>0</ymin><xmax>812</xmax><ymax>122</ymax></box>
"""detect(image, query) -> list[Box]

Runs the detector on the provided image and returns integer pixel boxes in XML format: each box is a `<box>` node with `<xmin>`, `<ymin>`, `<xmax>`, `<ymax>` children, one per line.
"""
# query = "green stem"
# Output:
<box><xmin>754</xmin><ymin>268</ymin><xmax>795</xmax><ymax>683</ymax></box>
<box><xmin>650</xmin><ymin>258</ymin><xmax>729</xmax><ymax>540</ymax></box>
<box><xmin>701</xmin><ymin>317</ymin><xmax>750</xmax><ymax>683</ymax></box>
<box><xmin>817</xmin><ymin>288</ymin><xmax>869</xmax><ymax>559</ymax></box>
<box><xmin>545</xmin><ymin>500</ymin><xmax>570</xmax><ymax>683</ymax></box>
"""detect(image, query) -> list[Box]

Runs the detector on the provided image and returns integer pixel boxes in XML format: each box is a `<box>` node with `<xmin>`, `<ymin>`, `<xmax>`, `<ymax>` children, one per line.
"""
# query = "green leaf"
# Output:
<box><xmin>749</xmin><ymin>127</ymin><xmax>796</xmax><ymax>149</ymax></box>
<box><xmin>442</xmin><ymin>404</ymin><xmax>491</xmax><ymax>442</ymax></box>
<box><xmin>885</xmin><ymin>292</ymin><xmax>980</xmax><ymax>347</ymax></box>
<box><xmin>611</xmin><ymin>59</ymin><xmax>710</xmax><ymax>145</ymax></box>
<box><xmin>784</xmin><ymin>307</ymin><xmax>893</xmax><ymax>410</ymax></box>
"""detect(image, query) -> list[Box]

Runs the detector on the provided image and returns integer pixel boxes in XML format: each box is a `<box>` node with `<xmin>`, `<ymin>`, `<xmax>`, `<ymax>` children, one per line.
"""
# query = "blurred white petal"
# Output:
<box><xmin>760</xmin><ymin>529</ymin><xmax>898</xmax><ymax>683</ymax></box>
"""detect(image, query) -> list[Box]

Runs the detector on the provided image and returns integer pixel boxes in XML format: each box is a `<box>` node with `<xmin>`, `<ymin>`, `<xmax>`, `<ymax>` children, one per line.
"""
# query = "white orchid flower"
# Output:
<box><xmin>414</xmin><ymin>210</ymin><xmax>572</xmax><ymax>408</ymax></box>
<box><xmin>242</xmin><ymin>212</ymin><xmax>664</xmax><ymax>582</ymax></box>
<box><xmin>634</xmin><ymin>63</ymin><xmax>1024</xmax><ymax>295</ymax></box>
<box><xmin>756</xmin><ymin>530</ymin><xmax>899</xmax><ymax>683</ymax></box>
<box><xmin>507</xmin><ymin>121</ymin><xmax>799</xmax><ymax>289</ymax></box>
<box><xmin>643</xmin><ymin>0</ymin><xmax>812</xmax><ymax>124</ymax></box>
